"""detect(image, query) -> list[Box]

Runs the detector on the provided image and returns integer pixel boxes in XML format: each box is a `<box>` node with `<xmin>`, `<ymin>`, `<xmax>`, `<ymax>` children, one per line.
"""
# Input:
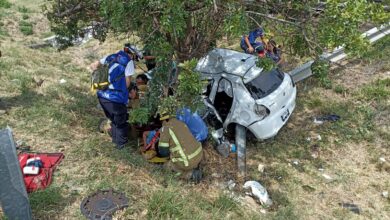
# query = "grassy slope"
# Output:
<box><xmin>0</xmin><ymin>1</ymin><xmax>389</xmax><ymax>219</ymax></box>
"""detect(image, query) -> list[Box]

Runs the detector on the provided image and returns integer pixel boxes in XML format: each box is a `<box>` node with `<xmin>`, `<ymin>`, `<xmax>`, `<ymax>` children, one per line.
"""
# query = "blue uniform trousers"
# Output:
<box><xmin>98</xmin><ymin>97</ymin><xmax>129</xmax><ymax>147</ymax></box>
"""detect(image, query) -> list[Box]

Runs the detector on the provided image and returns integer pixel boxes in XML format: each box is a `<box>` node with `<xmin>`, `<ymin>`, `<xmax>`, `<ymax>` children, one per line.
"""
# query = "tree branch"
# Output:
<box><xmin>55</xmin><ymin>2</ymin><xmax>83</xmax><ymax>18</ymax></box>
<box><xmin>245</xmin><ymin>11</ymin><xmax>301</xmax><ymax>27</ymax></box>
<box><xmin>246</xmin><ymin>14</ymin><xmax>262</xmax><ymax>30</ymax></box>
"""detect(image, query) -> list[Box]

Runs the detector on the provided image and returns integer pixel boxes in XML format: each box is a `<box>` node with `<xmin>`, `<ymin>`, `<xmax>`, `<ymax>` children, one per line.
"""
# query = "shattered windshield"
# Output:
<box><xmin>245</xmin><ymin>68</ymin><xmax>284</xmax><ymax>99</ymax></box>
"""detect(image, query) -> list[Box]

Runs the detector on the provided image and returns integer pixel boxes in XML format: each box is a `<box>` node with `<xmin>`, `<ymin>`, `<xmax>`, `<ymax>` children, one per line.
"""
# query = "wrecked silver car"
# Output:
<box><xmin>196</xmin><ymin>48</ymin><xmax>296</xmax><ymax>140</ymax></box>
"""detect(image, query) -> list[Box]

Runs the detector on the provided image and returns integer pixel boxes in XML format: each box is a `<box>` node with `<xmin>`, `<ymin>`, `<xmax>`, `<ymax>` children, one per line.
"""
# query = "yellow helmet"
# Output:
<box><xmin>159</xmin><ymin>111</ymin><xmax>171</xmax><ymax>121</ymax></box>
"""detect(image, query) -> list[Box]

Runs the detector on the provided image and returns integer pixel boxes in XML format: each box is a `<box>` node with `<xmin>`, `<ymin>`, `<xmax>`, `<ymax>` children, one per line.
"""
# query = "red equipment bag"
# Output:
<box><xmin>18</xmin><ymin>153</ymin><xmax>64</xmax><ymax>193</ymax></box>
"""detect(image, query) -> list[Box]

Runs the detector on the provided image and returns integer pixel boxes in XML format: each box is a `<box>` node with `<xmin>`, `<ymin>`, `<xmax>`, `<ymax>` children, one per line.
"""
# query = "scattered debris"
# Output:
<box><xmin>30</xmin><ymin>27</ymin><xmax>94</xmax><ymax>49</ymax></box>
<box><xmin>211</xmin><ymin>128</ymin><xmax>223</xmax><ymax>144</ymax></box>
<box><xmin>382</xmin><ymin>191</ymin><xmax>389</xmax><ymax>198</ymax></box>
<box><xmin>302</xmin><ymin>185</ymin><xmax>315</xmax><ymax>192</ymax></box>
<box><xmin>318</xmin><ymin>168</ymin><xmax>324</xmax><ymax>172</ymax></box>
<box><xmin>59</xmin><ymin>79</ymin><xmax>67</xmax><ymax>84</ymax></box>
<box><xmin>378</xmin><ymin>157</ymin><xmax>390</xmax><ymax>172</ymax></box>
<box><xmin>314</xmin><ymin>114</ymin><xmax>341</xmax><ymax>124</ymax></box>
<box><xmin>313</xmin><ymin>118</ymin><xmax>324</xmax><ymax>125</ymax></box>
<box><xmin>80</xmin><ymin>189</ymin><xmax>129</xmax><ymax>220</ymax></box>
<box><xmin>211</xmin><ymin>173</ymin><xmax>221</xmax><ymax>178</ymax></box>
<box><xmin>243</xmin><ymin>181</ymin><xmax>273</xmax><ymax>207</ymax></box>
<box><xmin>291</xmin><ymin>160</ymin><xmax>305</xmax><ymax>172</ymax></box>
<box><xmin>322</xmin><ymin>174</ymin><xmax>332</xmax><ymax>181</ymax></box>
<box><xmin>33</xmin><ymin>78</ymin><xmax>44</xmax><ymax>87</ymax></box>
<box><xmin>216</xmin><ymin>142</ymin><xmax>230</xmax><ymax>158</ymax></box>
<box><xmin>316</xmin><ymin>135</ymin><xmax>322</xmax><ymax>141</ymax></box>
<box><xmin>258</xmin><ymin>164</ymin><xmax>265</xmax><ymax>173</ymax></box>
<box><xmin>339</xmin><ymin>202</ymin><xmax>361</xmax><ymax>214</ymax></box>
<box><xmin>227</xmin><ymin>180</ymin><xmax>236</xmax><ymax>190</ymax></box>
<box><xmin>310</xmin><ymin>144</ymin><xmax>320</xmax><ymax>159</ymax></box>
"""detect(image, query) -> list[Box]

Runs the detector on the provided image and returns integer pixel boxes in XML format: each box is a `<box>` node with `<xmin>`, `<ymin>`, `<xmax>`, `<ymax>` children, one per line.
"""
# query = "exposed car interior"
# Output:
<box><xmin>214</xmin><ymin>78</ymin><xmax>233</xmax><ymax>121</ymax></box>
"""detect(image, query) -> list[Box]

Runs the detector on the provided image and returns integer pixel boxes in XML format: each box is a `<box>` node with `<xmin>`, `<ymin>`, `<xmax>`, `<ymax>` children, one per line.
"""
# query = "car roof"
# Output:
<box><xmin>195</xmin><ymin>48</ymin><xmax>264</xmax><ymax>83</ymax></box>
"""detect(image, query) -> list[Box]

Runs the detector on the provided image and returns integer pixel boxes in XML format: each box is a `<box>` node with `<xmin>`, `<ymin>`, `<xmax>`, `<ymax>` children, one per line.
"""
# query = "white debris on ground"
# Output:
<box><xmin>257</xmin><ymin>164</ymin><xmax>265</xmax><ymax>173</ymax></box>
<box><xmin>243</xmin><ymin>181</ymin><xmax>273</xmax><ymax>207</ymax></box>
<box><xmin>313</xmin><ymin>118</ymin><xmax>324</xmax><ymax>124</ymax></box>
<box><xmin>226</xmin><ymin>180</ymin><xmax>236</xmax><ymax>190</ymax></box>
<box><xmin>322</xmin><ymin>174</ymin><xmax>333</xmax><ymax>181</ymax></box>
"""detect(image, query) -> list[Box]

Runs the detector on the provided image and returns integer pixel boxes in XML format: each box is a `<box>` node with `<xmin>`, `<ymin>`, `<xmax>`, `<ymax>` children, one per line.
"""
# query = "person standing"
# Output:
<box><xmin>93</xmin><ymin>44</ymin><xmax>142</xmax><ymax>149</ymax></box>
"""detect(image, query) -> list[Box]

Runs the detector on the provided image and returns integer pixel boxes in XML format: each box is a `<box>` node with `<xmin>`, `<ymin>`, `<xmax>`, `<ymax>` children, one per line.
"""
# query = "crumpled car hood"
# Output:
<box><xmin>196</xmin><ymin>48</ymin><xmax>263</xmax><ymax>83</ymax></box>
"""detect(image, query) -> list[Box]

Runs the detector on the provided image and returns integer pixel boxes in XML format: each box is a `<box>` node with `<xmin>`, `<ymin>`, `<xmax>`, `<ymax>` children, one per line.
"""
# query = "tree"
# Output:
<box><xmin>45</xmin><ymin>0</ymin><xmax>388</xmax><ymax>60</ymax></box>
<box><xmin>45</xmin><ymin>0</ymin><xmax>388</xmax><ymax>118</ymax></box>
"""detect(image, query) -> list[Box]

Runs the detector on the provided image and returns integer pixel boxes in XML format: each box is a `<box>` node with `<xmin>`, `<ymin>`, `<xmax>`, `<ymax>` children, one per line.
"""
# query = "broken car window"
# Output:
<box><xmin>245</xmin><ymin>68</ymin><xmax>284</xmax><ymax>99</ymax></box>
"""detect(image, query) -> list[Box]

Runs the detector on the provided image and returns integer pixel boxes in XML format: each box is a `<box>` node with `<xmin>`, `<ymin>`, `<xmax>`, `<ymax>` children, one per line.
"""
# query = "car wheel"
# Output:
<box><xmin>235</xmin><ymin>124</ymin><xmax>246</xmax><ymax>176</ymax></box>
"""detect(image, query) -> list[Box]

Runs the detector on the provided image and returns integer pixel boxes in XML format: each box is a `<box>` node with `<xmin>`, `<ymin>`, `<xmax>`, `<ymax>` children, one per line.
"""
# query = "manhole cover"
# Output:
<box><xmin>80</xmin><ymin>189</ymin><xmax>129</xmax><ymax>220</ymax></box>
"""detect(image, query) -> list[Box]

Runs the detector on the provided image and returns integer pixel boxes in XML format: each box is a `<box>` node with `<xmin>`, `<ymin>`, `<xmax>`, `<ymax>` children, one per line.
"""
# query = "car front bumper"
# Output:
<box><xmin>247</xmin><ymin>87</ymin><xmax>296</xmax><ymax>140</ymax></box>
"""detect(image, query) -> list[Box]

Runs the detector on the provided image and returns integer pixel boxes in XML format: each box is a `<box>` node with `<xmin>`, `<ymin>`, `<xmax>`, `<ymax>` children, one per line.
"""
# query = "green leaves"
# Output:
<box><xmin>256</xmin><ymin>57</ymin><xmax>276</xmax><ymax>72</ymax></box>
<box><xmin>0</xmin><ymin>0</ymin><xmax>11</xmax><ymax>9</ymax></box>
<box><xmin>129</xmin><ymin>107</ymin><xmax>150</xmax><ymax>125</ymax></box>
<box><xmin>158</xmin><ymin>58</ymin><xmax>203</xmax><ymax>116</ymax></box>
<box><xmin>318</xmin><ymin>0</ymin><xmax>388</xmax><ymax>57</ymax></box>
<box><xmin>175</xmin><ymin>59</ymin><xmax>203</xmax><ymax>112</ymax></box>
<box><xmin>312</xmin><ymin>59</ymin><xmax>331</xmax><ymax>88</ymax></box>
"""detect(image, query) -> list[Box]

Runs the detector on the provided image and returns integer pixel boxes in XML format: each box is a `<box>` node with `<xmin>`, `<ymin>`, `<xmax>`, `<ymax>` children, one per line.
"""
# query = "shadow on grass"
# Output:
<box><xmin>0</xmin><ymin>84</ymin><xmax>101</xmax><ymax>133</ymax></box>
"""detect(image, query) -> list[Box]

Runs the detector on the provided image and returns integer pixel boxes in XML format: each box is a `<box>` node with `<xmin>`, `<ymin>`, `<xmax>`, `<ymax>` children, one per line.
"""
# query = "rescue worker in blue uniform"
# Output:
<box><xmin>95</xmin><ymin>45</ymin><xmax>142</xmax><ymax>149</ymax></box>
<box><xmin>240</xmin><ymin>27</ymin><xmax>266</xmax><ymax>54</ymax></box>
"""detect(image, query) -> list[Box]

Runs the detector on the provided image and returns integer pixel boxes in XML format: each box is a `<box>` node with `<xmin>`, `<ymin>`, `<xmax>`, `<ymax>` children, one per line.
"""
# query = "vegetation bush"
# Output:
<box><xmin>0</xmin><ymin>0</ymin><xmax>11</xmax><ymax>8</ymax></box>
<box><xmin>19</xmin><ymin>20</ymin><xmax>33</xmax><ymax>35</ymax></box>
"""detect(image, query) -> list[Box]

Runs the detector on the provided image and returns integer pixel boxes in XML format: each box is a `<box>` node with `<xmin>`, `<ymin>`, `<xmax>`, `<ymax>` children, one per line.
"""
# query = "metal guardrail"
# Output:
<box><xmin>290</xmin><ymin>24</ymin><xmax>390</xmax><ymax>83</ymax></box>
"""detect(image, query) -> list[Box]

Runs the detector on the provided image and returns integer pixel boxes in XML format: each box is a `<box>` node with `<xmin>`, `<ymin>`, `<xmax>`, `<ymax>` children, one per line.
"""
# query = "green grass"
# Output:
<box><xmin>17</xmin><ymin>6</ymin><xmax>29</xmax><ymax>13</ymax></box>
<box><xmin>0</xmin><ymin>18</ymin><xmax>8</xmax><ymax>37</ymax></box>
<box><xmin>362</xmin><ymin>35</ymin><xmax>390</xmax><ymax>63</ymax></box>
<box><xmin>19</xmin><ymin>20</ymin><xmax>33</xmax><ymax>35</ymax></box>
<box><xmin>147</xmin><ymin>191</ymin><xmax>244</xmax><ymax>219</ymax></box>
<box><xmin>271</xmin><ymin>206</ymin><xmax>299</xmax><ymax>220</ymax></box>
<box><xmin>0</xmin><ymin>27</ymin><xmax>7</xmax><ymax>37</ymax></box>
<box><xmin>333</xmin><ymin>84</ymin><xmax>348</xmax><ymax>94</ymax></box>
<box><xmin>0</xmin><ymin>0</ymin><xmax>11</xmax><ymax>8</ymax></box>
<box><xmin>358</xmin><ymin>78</ymin><xmax>390</xmax><ymax>102</ymax></box>
<box><xmin>29</xmin><ymin>187</ymin><xmax>64</xmax><ymax>211</ymax></box>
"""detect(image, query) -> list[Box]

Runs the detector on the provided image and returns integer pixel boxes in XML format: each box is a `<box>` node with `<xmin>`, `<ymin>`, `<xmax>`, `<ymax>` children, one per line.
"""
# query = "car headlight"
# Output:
<box><xmin>254</xmin><ymin>104</ymin><xmax>270</xmax><ymax>119</ymax></box>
